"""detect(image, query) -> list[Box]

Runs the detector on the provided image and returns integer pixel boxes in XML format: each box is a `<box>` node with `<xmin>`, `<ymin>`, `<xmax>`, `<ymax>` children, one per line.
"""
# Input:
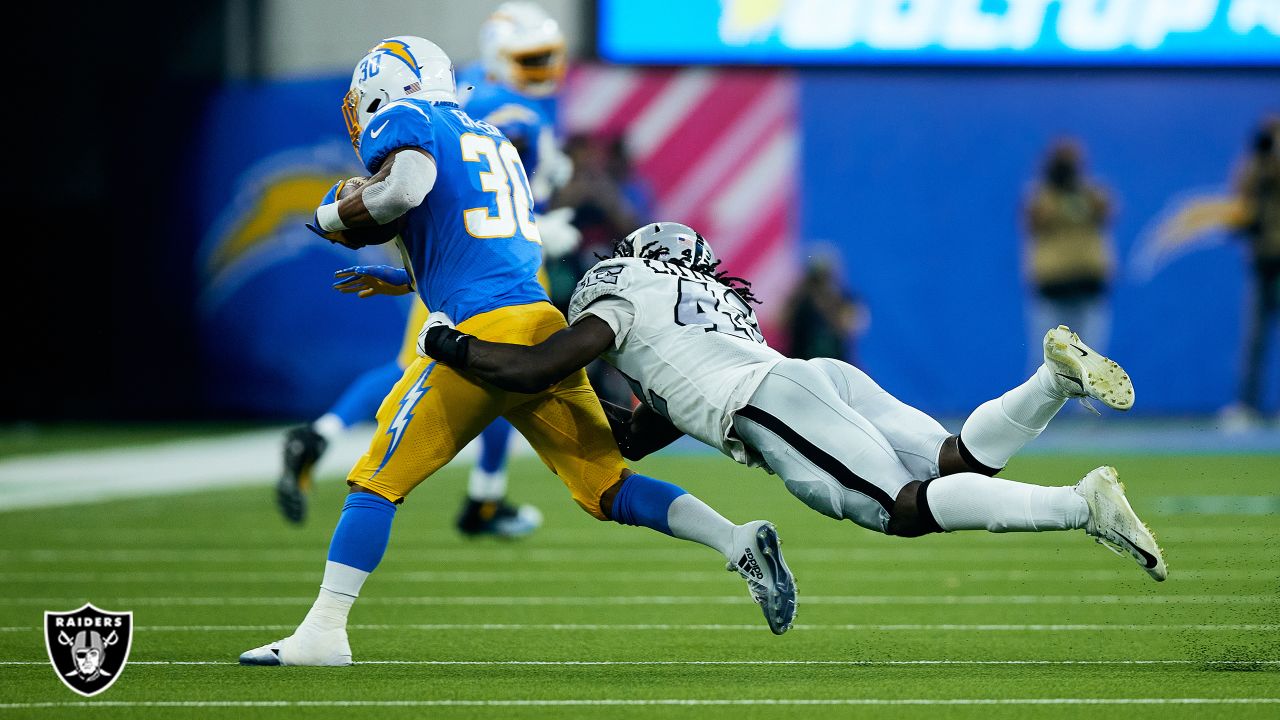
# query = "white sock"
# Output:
<box><xmin>666</xmin><ymin>494</ymin><xmax>736</xmax><ymax>559</ymax></box>
<box><xmin>467</xmin><ymin>468</ymin><xmax>508</xmax><ymax>502</ymax></box>
<box><xmin>300</xmin><ymin>561</ymin><xmax>367</xmax><ymax>632</ymax></box>
<box><xmin>312</xmin><ymin>413</ymin><xmax>346</xmax><ymax>443</ymax></box>
<box><xmin>959</xmin><ymin>364</ymin><xmax>1067</xmax><ymax>469</ymax></box>
<box><xmin>924</xmin><ymin>473</ymin><xmax>1089</xmax><ymax>532</ymax></box>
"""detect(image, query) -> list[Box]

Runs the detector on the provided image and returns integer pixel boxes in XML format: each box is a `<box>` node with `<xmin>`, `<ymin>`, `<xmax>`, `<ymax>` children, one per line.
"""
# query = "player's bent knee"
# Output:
<box><xmin>886</xmin><ymin>480</ymin><xmax>943</xmax><ymax>538</ymax></box>
<box><xmin>347</xmin><ymin>481</ymin><xmax>403</xmax><ymax>504</ymax></box>
<box><xmin>938</xmin><ymin>435</ymin><xmax>1003</xmax><ymax>477</ymax></box>
<box><xmin>569</xmin><ymin>469</ymin><xmax>628</xmax><ymax>522</ymax></box>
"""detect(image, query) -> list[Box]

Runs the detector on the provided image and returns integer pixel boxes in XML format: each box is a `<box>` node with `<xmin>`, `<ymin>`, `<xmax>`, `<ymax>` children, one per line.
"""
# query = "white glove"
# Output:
<box><xmin>416</xmin><ymin>310</ymin><xmax>456</xmax><ymax>358</ymax></box>
<box><xmin>536</xmin><ymin>207</ymin><xmax>582</xmax><ymax>259</ymax></box>
<box><xmin>531</xmin><ymin>129</ymin><xmax>573</xmax><ymax>204</ymax></box>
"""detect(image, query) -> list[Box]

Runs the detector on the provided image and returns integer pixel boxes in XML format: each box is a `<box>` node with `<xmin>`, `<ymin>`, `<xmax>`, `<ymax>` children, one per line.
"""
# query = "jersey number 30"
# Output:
<box><xmin>460</xmin><ymin>133</ymin><xmax>541</xmax><ymax>243</ymax></box>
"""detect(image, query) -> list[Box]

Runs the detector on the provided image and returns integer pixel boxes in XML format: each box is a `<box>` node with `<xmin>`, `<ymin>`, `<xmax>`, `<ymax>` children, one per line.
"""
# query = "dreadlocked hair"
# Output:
<box><xmin>596</xmin><ymin>238</ymin><xmax>762</xmax><ymax>305</ymax></box>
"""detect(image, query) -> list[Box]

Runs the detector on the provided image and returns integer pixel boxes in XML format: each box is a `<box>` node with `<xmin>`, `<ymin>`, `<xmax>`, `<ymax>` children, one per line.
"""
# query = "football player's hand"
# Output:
<box><xmin>306</xmin><ymin>180</ymin><xmax>349</xmax><ymax>244</ymax></box>
<box><xmin>306</xmin><ymin>217</ymin><xmax>349</xmax><ymax>245</ymax></box>
<box><xmin>536</xmin><ymin>207</ymin><xmax>581</xmax><ymax>260</ymax></box>
<box><xmin>417</xmin><ymin>311</ymin><xmax>471</xmax><ymax>367</ymax></box>
<box><xmin>332</xmin><ymin>266</ymin><xmax>413</xmax><ymax>298</ymax></box>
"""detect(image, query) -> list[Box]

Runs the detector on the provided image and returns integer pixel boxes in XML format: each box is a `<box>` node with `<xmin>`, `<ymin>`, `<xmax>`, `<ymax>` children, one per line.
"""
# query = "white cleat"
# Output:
<box><xmin>1074</xmin><ymin>466</ymin><xmax>1167</xmax><ymax>582</ymax></box>
<box><xmin>726</xmin><ymin>520</ymin><xmax>797</xmax><ymax>635</ymax></box>
<box><xmin>238</xmin><ymin>627</ymin><xmax>352</xmax><ymax>666</ymax></box>
<box><xmin>1043</xmin><ymin>325</ymin><xmax>1134</xmax><ymax>411</ymax></box>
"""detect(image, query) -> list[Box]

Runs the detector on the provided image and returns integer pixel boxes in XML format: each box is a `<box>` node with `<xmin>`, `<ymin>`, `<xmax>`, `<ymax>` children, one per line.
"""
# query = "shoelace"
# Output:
<box><xmin>726</xmin><ymin>562</ymin><xmax>768</xmax><ymax>604</ymax></box>
<box><xmin>1077</xmin><ymin>396</ymin><xmax>1102</xmax><ymax>416</ymax></box>
<box><xmin>1094</xmin><ymin>536</ymin><xmax>1128</xmax><ymax>558</ymax></box>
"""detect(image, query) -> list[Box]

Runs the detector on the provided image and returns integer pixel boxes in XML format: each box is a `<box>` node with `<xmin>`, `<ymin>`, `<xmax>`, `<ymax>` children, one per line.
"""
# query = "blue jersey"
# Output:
<box><xmin>358</xmin><ymin>98</ymin><xmax>546</xmax><ymax>324</ymax></box>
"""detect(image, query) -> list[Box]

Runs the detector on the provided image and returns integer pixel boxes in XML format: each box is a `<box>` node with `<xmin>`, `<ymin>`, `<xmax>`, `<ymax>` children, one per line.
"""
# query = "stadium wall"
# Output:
<box><xmin>800</xmin><ymin>70</ymin><xmax>1279</xmax><ymax>415</ymax></box>
<box><xmin>192</xmin><ymin>68</ymin><xmax>1278</xmax><ymax>417</ymax></box>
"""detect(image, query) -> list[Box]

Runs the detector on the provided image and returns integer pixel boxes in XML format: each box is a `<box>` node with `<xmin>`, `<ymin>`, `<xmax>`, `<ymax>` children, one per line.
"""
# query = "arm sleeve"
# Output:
<box><xmin>361</xmin><ymin>151</ymin><xmax>437</xmax><ymax>224</ymax></box>
<box><xmin>576</xmin><ymin>296</ymin><xmax>636</xmax><ymax>351</ymax></box>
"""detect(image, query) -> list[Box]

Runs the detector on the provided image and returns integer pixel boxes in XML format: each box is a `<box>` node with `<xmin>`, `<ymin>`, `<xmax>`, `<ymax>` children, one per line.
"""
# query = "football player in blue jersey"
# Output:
<box><xmin>240</xmin><ymin>36</ymin><xmax>795</xmax><ymax>667</ymax></box>
<box><xmin>273</xmin><ymin>3</ymin><xmax>573</xmax><ymax>537</ymax></box>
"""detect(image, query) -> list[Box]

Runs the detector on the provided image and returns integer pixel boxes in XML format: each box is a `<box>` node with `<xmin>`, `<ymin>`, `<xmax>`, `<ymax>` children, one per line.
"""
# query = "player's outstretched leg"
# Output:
<box><xmin>913</xmin><ymin>465</ymin><xmax>1165</xmax><ymax>581</ymax></box>
<box><xmin>455</xmin><ymin>419</ymin><xmax>542</xmax><ymax>539</ymax></box>
<box><xmin>276</xmin><ymin>360</ymin><xmax>403</xmax><ymax>524</ymax></box>
<box><xmin>957</xmin><ymin>325</ymin><xmax>1133</xmax><ymax>474</ymax></box>
<box><xmin>241</xmin><ymin>490</ymin><xmax>395</xmax><ymax>665</ymax></box>
<box><xmin>606</xmin><ymin>473</ymin><xmax>797</xmax><ymax>635</ymax></box>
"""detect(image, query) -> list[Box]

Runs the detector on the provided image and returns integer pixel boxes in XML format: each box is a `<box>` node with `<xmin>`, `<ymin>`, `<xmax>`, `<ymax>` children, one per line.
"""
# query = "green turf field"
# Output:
<box><xmin>0</xmin><ymin>448</ymin><xmax>1277</xmax><ymax>718</ymax></box>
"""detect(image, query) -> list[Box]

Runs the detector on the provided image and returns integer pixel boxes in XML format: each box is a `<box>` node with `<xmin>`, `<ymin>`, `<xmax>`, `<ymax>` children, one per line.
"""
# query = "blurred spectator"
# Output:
<box><xmin>549</xmin><ymin>133</ymin><xmax>651</xmax><ymax>407</ymax></box>
<box><xmin>555</xmin><ymin>134</ymin><xmax>640</xmax><ymax>250</ymax></box>
<box><xmin>783</xmin><ymin>248</ymin><xmax>868</xmax><ymax>364</ymax></box>
<box><xmin>607</xmin><ymin>136</ymin><xmax>656</xmax><ymax>223</ymax></box>
<box><xmin>1221</xmin><ymin>116</ymin><xmax>1280</xmax><ymax>427</ymax></box>
<box><xmin>1024</xmin><ymin>140</ymin><xmax>1115</xmax><ymax>361</ymax></box>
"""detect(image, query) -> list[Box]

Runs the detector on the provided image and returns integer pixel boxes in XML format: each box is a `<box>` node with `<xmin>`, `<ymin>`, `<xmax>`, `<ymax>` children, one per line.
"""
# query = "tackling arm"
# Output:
<box><xmin>421</xmin><ymin>316</ymin><xmax>617</xmax><ymax>394</ymax></box>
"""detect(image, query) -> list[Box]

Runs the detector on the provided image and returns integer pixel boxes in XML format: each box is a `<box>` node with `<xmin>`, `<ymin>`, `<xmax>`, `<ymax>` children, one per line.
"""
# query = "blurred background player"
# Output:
<box><xmin>1136</xmin><ymin>117</ymin><xmax>1280</xmax><ymax>428</ymax></box>
<box><xmin>782</xmin><ymin>247</ymin><xmax>868</xmax><ymax>364</ymax></box>
<box><xmin>1222</xmin><ymin>117</ymin><xmax>1280</xmax><ymax>428</ymax></box>
<box><xmin>274</xmin><ymin>2</ymin><xmax>578</xmax><ymax>535</ymax></box>
<box><xmin>1023</xmin><ymin>140</ymin><xmax>1116</xmax><ymax>366</ymax></box>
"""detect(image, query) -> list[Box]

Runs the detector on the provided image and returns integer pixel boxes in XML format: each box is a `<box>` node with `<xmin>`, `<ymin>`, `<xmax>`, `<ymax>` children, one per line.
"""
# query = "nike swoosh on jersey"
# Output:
<box><xmin>370</xmin><ymin>121</ymin><xmax>390</xmax><ymax>138</ymax></box>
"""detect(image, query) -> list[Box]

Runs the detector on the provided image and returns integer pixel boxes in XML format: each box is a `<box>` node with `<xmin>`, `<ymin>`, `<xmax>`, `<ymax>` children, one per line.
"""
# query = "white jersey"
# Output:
<box><xmin>567</xmin><ymin>257</ymin><xmax>782</xmax><ymax>466</ymax></box>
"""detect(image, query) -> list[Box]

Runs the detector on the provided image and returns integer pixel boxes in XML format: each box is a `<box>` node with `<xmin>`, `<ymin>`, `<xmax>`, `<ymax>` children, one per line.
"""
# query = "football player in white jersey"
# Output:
<box><xmin>419</xmin><ymin>222</ymin><xmax>1167</xmax><ymax>582</ymax></box>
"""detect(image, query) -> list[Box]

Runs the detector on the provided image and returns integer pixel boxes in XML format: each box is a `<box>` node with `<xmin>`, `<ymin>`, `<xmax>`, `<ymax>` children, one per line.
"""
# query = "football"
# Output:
<box><xmin>334</xmin><ymin>175</ymin><xmax>403</xmax><ymax>247</ymax></box>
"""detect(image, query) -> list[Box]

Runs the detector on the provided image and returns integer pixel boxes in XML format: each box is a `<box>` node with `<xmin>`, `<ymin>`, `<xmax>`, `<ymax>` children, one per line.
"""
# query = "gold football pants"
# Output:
<box><xmin>350</xmin><ymin>301</ymin><xmax>625</xmax><ymax>519</ymax></box>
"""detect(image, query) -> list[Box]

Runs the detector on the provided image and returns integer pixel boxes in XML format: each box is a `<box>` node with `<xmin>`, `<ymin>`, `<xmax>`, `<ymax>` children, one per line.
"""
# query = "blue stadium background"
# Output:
<box><xmin>192</xmin><ymin>71</ymin><xmax>1279</xmax><ymax>417</ymax></box>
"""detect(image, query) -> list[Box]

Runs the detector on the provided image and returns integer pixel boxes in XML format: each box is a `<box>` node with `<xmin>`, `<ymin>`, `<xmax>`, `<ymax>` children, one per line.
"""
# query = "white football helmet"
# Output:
<box><xmin>626</xmin><ymin>222</ymin><xmax>717</xmax><ymax>268</ymax></box>
<box><xmin>342</xmin><ymin>36</ymin><xmax>456</xmax><ymax>153</ymax></box>
<box><xmin>479</xmin><ymin>2</ymin><xmax>567</xmax><ymax>97</ymax></box>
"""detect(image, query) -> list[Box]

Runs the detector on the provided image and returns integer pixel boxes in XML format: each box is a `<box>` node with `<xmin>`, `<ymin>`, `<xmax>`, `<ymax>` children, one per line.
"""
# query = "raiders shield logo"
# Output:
<box><xmin>44</xmin><ymin>603</ymin><xmax>133</xmax><ymax>697</ymax></box>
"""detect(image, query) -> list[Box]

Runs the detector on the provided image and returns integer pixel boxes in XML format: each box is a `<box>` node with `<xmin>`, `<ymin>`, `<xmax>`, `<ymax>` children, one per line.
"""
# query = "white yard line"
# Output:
<box><xmin>2</xmin><ymin>699</ymin><xmax>1277</xmax><ymax>708</ymax></box>
<box><xmin>0</xmin><ymin>660</ymin><xmax>1277</xmax><ymax>667</ymax></box>
<box><xmin>0</xmin><ymin>545</ymin><xmax>1266</xmax><ymax>564</ymax></box>
<box><xmin>2</xmin><ymin>623</ymin><xmax>1275</xmax><ymax>633</ymax></box>
<box><xmin>2</xmin><ymin>594</ymin><xmax>1274</xmax><ymax>607</ymax></box>
<box><xmin>3</xmin><ymin>568</ymin><xmax>1272</xmax><ymax>584</ymax></box>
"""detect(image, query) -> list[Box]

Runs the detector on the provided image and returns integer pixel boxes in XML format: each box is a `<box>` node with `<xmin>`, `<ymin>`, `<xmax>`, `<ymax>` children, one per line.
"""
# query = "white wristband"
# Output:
<box><xmin>316</xmin><ymin>203</ymin><xmax>347</xmax><ymax>232</ymax></box>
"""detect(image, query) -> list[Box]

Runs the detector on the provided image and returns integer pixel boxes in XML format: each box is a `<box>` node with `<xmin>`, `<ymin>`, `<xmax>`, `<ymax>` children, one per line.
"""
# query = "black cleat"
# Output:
<box><xmin>276</xmin><ymin>426</ymin><xmax>328</xmax><ymax>524</ymax></box>
<box><xmin>455</xmin><ymin>497</ymin><xmax>542</xmax><ymax>538</ymax></box>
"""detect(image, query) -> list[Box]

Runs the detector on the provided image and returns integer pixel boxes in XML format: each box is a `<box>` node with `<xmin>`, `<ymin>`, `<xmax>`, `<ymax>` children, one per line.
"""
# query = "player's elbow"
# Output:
<box><xmin>364</xmin><ymin>152</ymin><xmax>435</xmax><ymax>223</ymax></box>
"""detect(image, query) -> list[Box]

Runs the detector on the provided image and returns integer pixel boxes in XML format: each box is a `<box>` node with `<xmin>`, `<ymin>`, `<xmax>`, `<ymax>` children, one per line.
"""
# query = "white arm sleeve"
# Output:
<box><xmin>362</xmin><ymin>151</ymin><xmax>437</xmax><ymax>224</ymax></box>
<box><xmin>578</xmin><ymin>295</ymin><xmax>636</xmax><ymax>351</ymax></box>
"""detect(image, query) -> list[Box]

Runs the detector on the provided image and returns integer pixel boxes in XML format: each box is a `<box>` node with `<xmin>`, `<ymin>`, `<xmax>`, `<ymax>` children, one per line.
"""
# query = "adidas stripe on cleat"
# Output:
<box><xmin>727</xmin><ymin>520</ymin><xmax>797</xmax><ymax>635</ymax></box>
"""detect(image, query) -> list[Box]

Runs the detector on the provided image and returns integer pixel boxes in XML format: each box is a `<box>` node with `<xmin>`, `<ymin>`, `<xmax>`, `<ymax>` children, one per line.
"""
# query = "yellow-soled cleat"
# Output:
<box><xmin>1074</xmin><ymin>466</ymin><xmax>1167</xmax><ymax>582</ymax></box>
<box><xmin>1043</xmin><ymin>325</ymin><xmax>1135</xmax><ymax>411</ymax></box>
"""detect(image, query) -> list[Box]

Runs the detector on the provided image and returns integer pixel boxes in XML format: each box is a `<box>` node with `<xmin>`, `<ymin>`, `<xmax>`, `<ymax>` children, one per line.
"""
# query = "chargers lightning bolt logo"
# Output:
<box><xmin>371</xmin><ymin>362</ymin><xmax>436</xmax><ymax>477</ymax></box>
